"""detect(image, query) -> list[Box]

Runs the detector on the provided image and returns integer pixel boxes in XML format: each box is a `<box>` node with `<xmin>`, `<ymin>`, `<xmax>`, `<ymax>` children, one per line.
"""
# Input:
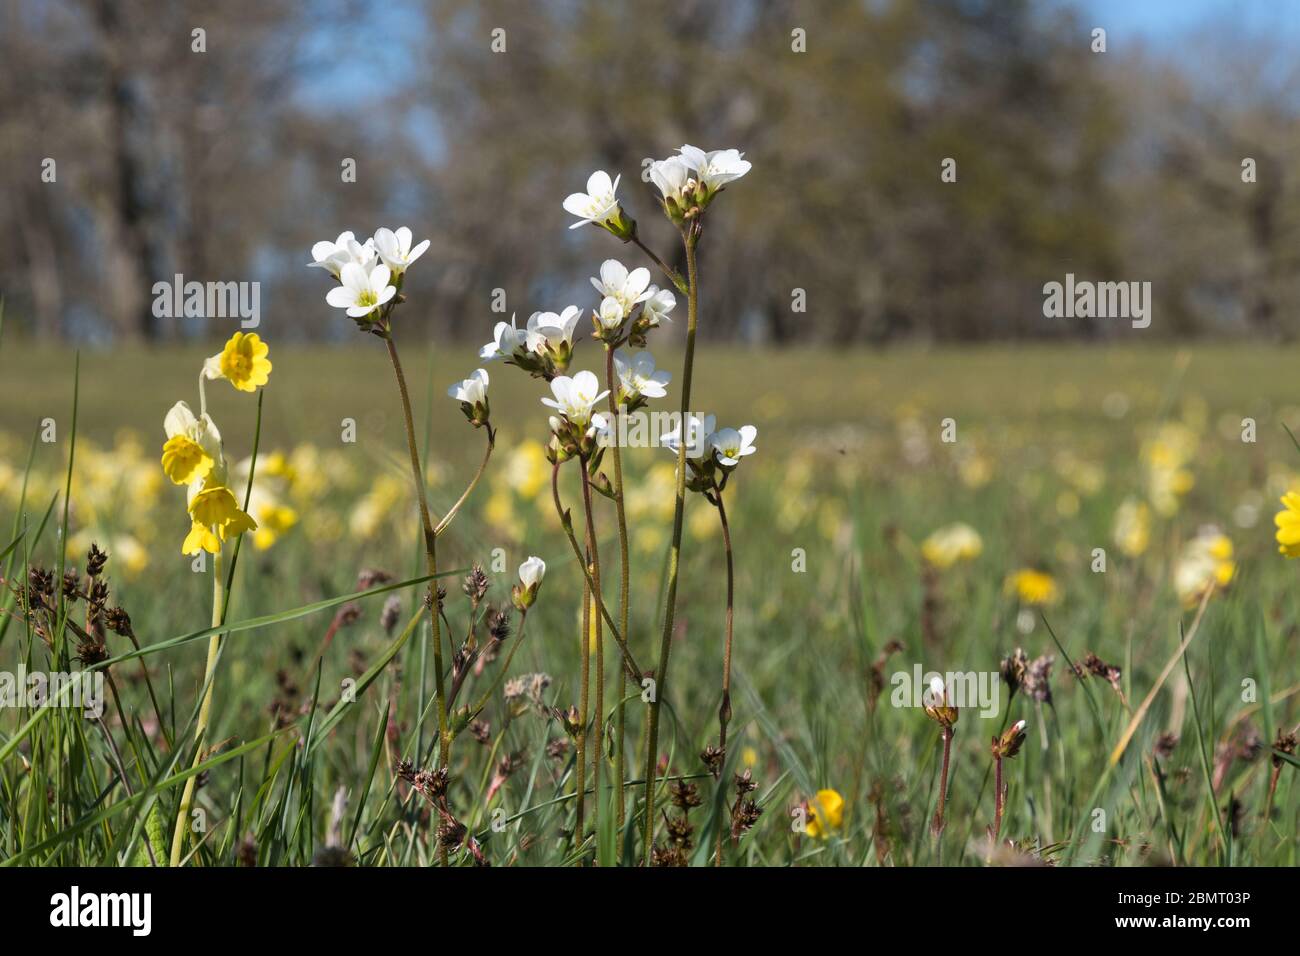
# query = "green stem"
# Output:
<box><xmin>644</xmin><ymin>224</ymin><xmax>699</xmax><ymax>864</ymax></box>
<box><xmin>169</xmin><ymin>547</ymin><xmax>223</xmax><ymax>866</ymax></box>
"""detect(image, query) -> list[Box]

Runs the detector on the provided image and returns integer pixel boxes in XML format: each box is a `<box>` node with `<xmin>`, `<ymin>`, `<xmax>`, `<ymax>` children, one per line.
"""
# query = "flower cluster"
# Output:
<box><xmin>660</xmin><ymin>414</ymin><xmax>759</xmax><ymax>498</ymax></box>
<box><xmin>310</xmin><ymin>228</ymin><xmax>429</xmax><ymax>332</ymax></box>
<box><xmin>161</xmin><ymin>332</ymin><xmax>271</xmax><ymax>555</ymax></box>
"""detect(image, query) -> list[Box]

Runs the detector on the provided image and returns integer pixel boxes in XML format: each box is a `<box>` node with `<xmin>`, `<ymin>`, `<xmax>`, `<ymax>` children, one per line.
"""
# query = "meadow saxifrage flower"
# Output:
<box><xmin>448</xmin><ymin>368</ymin><xmax>491</xmax><ymax>427</ymax></box>
<box><xmin>373</xmin><ymin>226</ymin><xmax>430</xmax><ymax>275</ymax></box>
<box><xmin>660</xmin><ymin>413</ymin><xmax>715</xmax><ymax>461</ymax></box>
<box><xmin>591</xmin><ymin>259</ymin><xmax>652</xmax><ymax>320</ymax></box>
<box><xmin>709</xmin><ymin>425</ymin><xmax>757</xmax><ymax>469</ymax></box>
<box><xmin>613</xmin><ymin>349</ymin><xmax>670</xmax><ymax>408</ymax></box>
<box><xmin>541</xmin><ymin>370</ymin><xmax>608</xmax><ymax>430</ymax></box>
<box><xmin>204</xmin><ymin>331</ymin><xmax>272</xmax><ymax>393</ymax></box>
<box><xmin>307</xmin><ymin>231</ymin><xmax>376</xmax><ymax>278</ymax></box>
<box><xmin>525</xmin><ymin>307</ymin><xmax>583</xmax><ymax>374</ymax></box>
<box><xmin>678</xmin><ymin>144</ymin><xmax>752</xmax><ymax>191</ymax></box>
<box><xmin>326</xmin><ymin>261</ymin><xmax>396</xmax><ymax>319</ymax></box>
<box><xmin>513</xmin><ymin>555</ymin><xmax>545</xmax><ymax>610</ymax></box>
<box><xmin>562</xmin><ymin>170</ymin><xmax>629</xmax><ymax>235</ymax></box>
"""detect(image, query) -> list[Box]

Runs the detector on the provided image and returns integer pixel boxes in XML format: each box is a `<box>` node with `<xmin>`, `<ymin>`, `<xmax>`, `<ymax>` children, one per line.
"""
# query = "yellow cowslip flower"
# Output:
<box><xmin>1174</xmin><ymin>527</ymin><xmax>1235</xmax><ymax>606</ymax></box>
<box><xmin>184</xmin><ymin>481</ymin><xmax>256</xmax><ymax>554</ymax></box>
<box><xmin>205</xmin><ymin>331</ymin><xmax>272</xmax><ymax>392</ymax></box>
<box><xmin>921</xmin><ymin>522</ymin><xmax>983</xmax><ymax>569</ymax></box>
<box><xmin>805</xmin><ymin>788</ymin><xmax>844</xmax><ymax>839</ymax></box>
<box><xmin>253</xmin><ymin>502</ymin><xmax>299</xmax><ymax>551</ymax></box>
<box><xmin>1275</xmin><ymin>492</ymin><xmax>1300</xmax><ymax>558</ymax></box>
<box><xmin>1005</xmin><ymin>568</ymin><xmax>1059</xmax><ymax>606</ymax></box>
<box><xmin>160</xmin><ymin>401</ymin><xmax>221</xmax><ymax>485</ymax></box>
<box><xmin>1113</xmin><ymin>497</ymin><xmax>1151</xmax><ymax>558</ymax></box>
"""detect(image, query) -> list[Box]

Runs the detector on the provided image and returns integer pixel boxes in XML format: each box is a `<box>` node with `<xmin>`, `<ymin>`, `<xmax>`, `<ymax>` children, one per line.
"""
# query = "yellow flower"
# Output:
<box><xmin>503</xmin><ymin>439</ymin><xmax>549</xmax><ymax>500</ymax></box>
<box><xmin>1174</xmin><ymin>527</ymin><xmax>1235</xmax><ymax>606</ymax></box>
<box><xmin>805</xmin><ymin>788</ymin><xmax>844</xmax><ymax>839</ymax></box>
<box><xmin>921</xmin><ymin>522</ymin><xmax>983</xmax><ymax>569</ymax></box>
<box><xmin>253</xmin><ymin>502</ymin><xmax>299</xmax><ymax>551</ymax></box>
<box><xmin>183</xmin><ymin>522</ymin><xmax>222</xmax><ymax>556</ymax></box>
<box><xmin>1275</xmin><ymin>492</ymin><xmax>1300</xmax><ymax>558</ymax></box>
<box><xmin>161</xmin><ymin>435</ymin><xmax>213</xmax><ymax>486</ymax></box>
<box><xmin>742</xmin><ymin>746</ymin><xmax>758</xmax><ymax>768</ymax></box>
<box><xmin>189</xmin><ymin>484</ymin><xmax>244</xmax><ymax>528</ymax></box>
<box><xmin>1113</xmin><ymin>497</ymin><xmax>1151</xmax><ymax>557</ymax></box>
<box><xmin>1005</xmin><ymin>568</ymin><xmax>1058</xmax><ymax>606</ymax></box>
<box><xmin>207</xmin><ymin>332</ymin><xmax>272</xmax><ymax>392</ymax></box>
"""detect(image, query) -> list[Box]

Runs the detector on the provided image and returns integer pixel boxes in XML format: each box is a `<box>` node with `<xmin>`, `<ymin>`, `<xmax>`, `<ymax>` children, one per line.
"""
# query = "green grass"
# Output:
<box><xmin>0</xmin><ymin>340</ymin><xmax>1296</xmax><ymax>866</ymax></box>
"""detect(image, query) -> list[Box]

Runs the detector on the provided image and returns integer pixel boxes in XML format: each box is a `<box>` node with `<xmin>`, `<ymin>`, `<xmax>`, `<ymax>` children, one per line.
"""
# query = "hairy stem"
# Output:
<box><xmin>580</xmin><ymin>462</ymin><xmax>605</xmax><ymax>859</ymax></box>
<box><xmin>713</xmin><ymin>490</ymin><xmax>735</xmax><ymax>867</ymax></box>
<box><xmin>644</xmin><ymin>224</ymin><xmax>699</xmax><ymax>863</ymax></box>
<box><xmin>604</xmin><ymin>346</ymin><xmax>631</xmax><ymax>832</ymax></box>
<box><xmin>933</xmin><ymin>726</ymin><xmax>953</xmax><ymax>838</ymax></box>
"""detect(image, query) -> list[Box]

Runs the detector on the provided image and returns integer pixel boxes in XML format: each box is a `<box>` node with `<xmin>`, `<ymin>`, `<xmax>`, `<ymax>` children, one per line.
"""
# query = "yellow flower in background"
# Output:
<box><xmin>205</xmin><ymin>332</ymin><xmax>272</xmax><ymax>392</ymax></box>
<box><xmin>805</xmin><ymin>788</ymin><xmax>844</xmax><ymax>839</ymax></box>
<box><xmin>1275</xmin><ymin>492</ymin><xmax>1300</xmax><ymax>558</ymax></box>
<box><xmin>1005</xmin><ymin>568</ymin><xmax>1058</xmax><ymax>606</ymax></box>
<box><xmin>502</xmin><ymin>439</ymin><xmax>549</xmax><ymax>500</ymax></box>
<box><xmin>1113</xmin><ymin>497</ymin><xmax>1151</xmax><ymax>557</ymax></box>
<box><xmin>350</xmin><ymin>474</ymin><xmax>405</xmax><ymax>538</ymax></box>
<box><xmin>252</xmin><ymin>502</ymin><xmax>299</xmax><ymax>551</ymax></box>
<box><xmin>1143</xmin><ymin>422</ymin><xmax>1197</xmax><ymax>517</ymax></box>
<box><xmin>742</xmin><ymin>746</ymin><xmax>758</xmax><ymax>768</ymax></box>
<box><xmin>921</xmin><ymin>522</ymin><xmax>983</xmax><ymax>569</ymax></box>
<box><xmin>1173</xmin><ymin>527</ymin><xmax>1235</xmax><ymax>606</ymax></box>
<box><xmin>958</xmin><ymin>453</ymin><xmax>993</xmax><ymax>489</ymax></box>
<box><xmin>689</xmin><ymin>502</ymin><xmax>719</xmax><ymax>540</ymax></box>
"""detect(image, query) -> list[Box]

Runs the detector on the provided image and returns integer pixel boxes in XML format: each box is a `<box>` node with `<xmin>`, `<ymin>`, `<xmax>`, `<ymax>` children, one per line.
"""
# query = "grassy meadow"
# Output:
<box><xmin>1</xmin><ymin>341</ymin><xmax>1297</xmax><ymax>866</ymax></box>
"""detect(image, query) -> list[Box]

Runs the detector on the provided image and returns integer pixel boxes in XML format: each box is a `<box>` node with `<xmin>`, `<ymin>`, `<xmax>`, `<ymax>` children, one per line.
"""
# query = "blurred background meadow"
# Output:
<box><xmin>1</xmin><ymin>0</ymin><xmax>1298</xmax><ymax>866</ymax></box>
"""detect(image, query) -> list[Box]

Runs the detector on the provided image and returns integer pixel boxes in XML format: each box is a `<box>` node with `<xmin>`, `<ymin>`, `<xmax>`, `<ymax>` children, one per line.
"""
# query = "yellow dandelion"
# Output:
<box><xmin>1005</xmin><ymin>568</ymin><xmax>1058</xmax><ymax>606</ymax></box>
<box><xmin>1275</xmin><ymin>492</ymin><xmax>1300</xmax><ymax>558</ymax></box>
<box><xmin>805</xmin><ymin>788</ymin><xmax>844</xmax><ymax>839</ymax></box>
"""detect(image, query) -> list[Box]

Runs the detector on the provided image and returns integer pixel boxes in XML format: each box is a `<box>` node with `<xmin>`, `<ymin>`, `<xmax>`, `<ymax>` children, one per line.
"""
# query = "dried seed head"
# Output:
<box><xmin>85</xmin><ymin>542</ymin><xmax>108</xmax><ymax>578</ymax></box>
<box><xmin>463</xmin><ymin>565</ymin><xmax>490</xmax><ymax>603</ymax></box>
<box><xmin>700</xmin><ymin>744</ymin><xmax>724</xmax><ymax>779</ymax></box>
<box><xmin>379</xmin><ymin>594</ymin><xmax>402</xmax><ymax>634</ymax></box>
<box><xmin>105</xmin><ymin>606</ymin><xmax>134</xmax><ymax>638</ymax></box>
<box><xmin>1023</xmin><ymin>653</ymin><xmax>1055</xmax><ymax>705</ymax></box>
<box><xmin>469</xmin><ymin>720</ymin><xmax>491</xmax><ymax>744</ymax></box>
<box><xmin>88</xmin><ymin>578</ymin><xmax>110</xmax><ymax>610</ymax></box>
<box><xmin>670</xmin><ymin>778</ymin><xmax>703</xmax><ymax>811</ymax></box>
<box><xmin>1272</xmin><ymin>729</ymin><xmax>1298</xmax><ymax>769</ymax></box>
<box><xmin>62</xmin><ymin>570</ymin><xmax>81</xmax><ymax>602</ymax></box>
<box><xmin>1000</xmin><ymin>647</ymin><xmax>1028</xmax><ymax>694</ymax></box>
<box><xmin>488</xmin><ymin>609</ymin><xmax>511</xmax><ymax>642</ymax></box>
<box><xmin>1153</xmin><ymin>732</ymin><xmax>1179</xmax><ymax>762</ymax></box>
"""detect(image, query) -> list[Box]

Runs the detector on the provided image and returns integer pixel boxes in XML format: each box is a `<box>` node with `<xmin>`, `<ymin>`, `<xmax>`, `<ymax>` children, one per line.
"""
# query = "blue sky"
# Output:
<box><xmin>1078</xmin><ymin>0</ymin><xmax>1300</xmax><ymax>41</ymax></box>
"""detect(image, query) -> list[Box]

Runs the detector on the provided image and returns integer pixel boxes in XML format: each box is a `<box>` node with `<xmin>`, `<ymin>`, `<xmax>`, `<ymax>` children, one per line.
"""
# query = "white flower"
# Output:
<box><xmin>641</xmin><ymin>286</ymin><xmax>676</xmax><ymax>327</ymax></box>
<box><xmin>563</xmin><ymin>170</ymin><xmax>622</xmax><ymax>230</ymax></box>
<box><xmin>590</xmin><ymin>260</ymin><xmax>652</xmax><ymax>319</ymax></box>
<box><xmin>614</xmin><ymin>350</ymin><xmax>670</xmax><ymax>402</ymax></box>
<box><xmin>660</xmin><ymin>413</ymin><xmax>715</xmax><ymax>460</ymax></box>
<box><xmin>525</xmin><ymin>307</ymin><xmax>582</xmax><ymax>355</ymax></box>
<box><xmin>679</xmin><ymin>144</ymin><xmax>752</xmax><ymax>190</ymax></box>
<box><xmin>307</xmin><ymin>232</ymin><xmax>377</xmax><ymax>278</ymax></box>
<box><xmin>541</xmin><ymin>370</ymin><xmax>608</xmax><ymax>428</ymax></box>
<box><xmin>373</xmin><ymin>226</ymin><xmax>430</xmax><ymax>274</ymax></box>
<box><xmin>480</xmin><ymin>314</ymin><xmax>529</xmax><ymax>361</ymax></box>
<box><xmin>448</xmin><ymin>368</ymin><xmax>489</xmax><ymax>406</ymax></box>
<box><xmin>597</xmin><ymin>297</ymin><xmax>624</xmax><ymax>331</ymax></box>
<box><xmin>648</xmin><ymin>156</ymin><xmax>693</xmax><ymax>203</ymax></box>
<box><xmin>709</xmin><ymin>425</ymin><xmax>757</xmax><ymax>467</ymax></box>
<box><xmin>325</xmin><ymin>261</ymin><xmax>396</xmax><ymax>318</ymax></box>
<box><xmin>519</xmin><ymin>555</ymin><xmax>546</xmax><ymax>588</ymax></box>
<box><xmin>1013</xmin><ymin>719</ymin><xmax>1027</xmax><ymax>733</ymax></box>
